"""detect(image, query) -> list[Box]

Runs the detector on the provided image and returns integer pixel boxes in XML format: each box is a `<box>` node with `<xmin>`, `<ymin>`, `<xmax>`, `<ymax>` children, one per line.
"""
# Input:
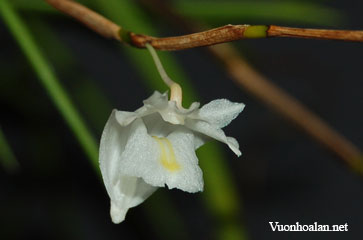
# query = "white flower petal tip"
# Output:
<box><xmin>115</xmin><ymin>111</ymin><xmax>137</xmax><ymax>126</ymax></box>
<box><xmin>110</xmin><ymin>202</ymin><xmax>128</xmax><ymax>224</ymax></box>
<box><xmin>198</xmin><ymin>99</ymin><xmax>245</xmax><ymax>128</ymax></box>
<box><xmin>99</xmin><ymin>91</ymin><xmax>245</xmax><ymax>222</ymax></box>
<box><xmin>228</xmin><ymin>137</ymin><xmax>242</xmax><ymax>157</ymax></box>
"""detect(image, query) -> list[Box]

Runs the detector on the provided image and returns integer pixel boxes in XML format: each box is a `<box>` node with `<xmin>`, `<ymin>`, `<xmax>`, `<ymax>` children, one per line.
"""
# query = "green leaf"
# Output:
<box><xmin>26</xmin><ymin>17</ymin><xmax>113</xmax><ymax>130</ymax></box>
<box><xmin>0</xmin><ymin>0</ymin><xmax>99</xmax><ymax>172</ymax></box>
<box><xmin>12</xmin><ymin>0</ymin><xmax>56</xmax><ymax>14</ymax></box>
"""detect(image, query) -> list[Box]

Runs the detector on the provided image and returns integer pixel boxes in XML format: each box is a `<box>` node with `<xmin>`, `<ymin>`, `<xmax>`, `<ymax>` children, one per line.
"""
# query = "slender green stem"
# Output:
<box><xmin>0</xmin><ymin>125</ymin><xmax>20</xmax><ymax>173</ymax></box>
<box><xmin>0</xmin><ymin>0</ymin><xmax>99</xmax><ymax>171</ymax></box>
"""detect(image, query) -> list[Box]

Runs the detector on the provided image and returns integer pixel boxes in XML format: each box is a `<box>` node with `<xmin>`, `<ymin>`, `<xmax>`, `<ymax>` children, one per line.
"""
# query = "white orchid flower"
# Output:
<box><xmin>99</xmin><ymin>44</ymin><xmax>245</xmax><ymax>223</ymax></box>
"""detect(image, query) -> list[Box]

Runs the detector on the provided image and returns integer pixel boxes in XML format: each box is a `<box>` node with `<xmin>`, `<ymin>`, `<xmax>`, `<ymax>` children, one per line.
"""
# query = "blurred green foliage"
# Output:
<box><xmin>173</xmin><ymin>1</ymin><xmax>343</xmax><ymax>26</ymax></box>
<box><xmin>0</xmin><ymin>0</ymin><xmax>99</xmax><ymax>170</ymax></box>
<box><xmin>0</xmin><ymin>126</ymin><xmax>19</xmax><ymax>173</ymax></box>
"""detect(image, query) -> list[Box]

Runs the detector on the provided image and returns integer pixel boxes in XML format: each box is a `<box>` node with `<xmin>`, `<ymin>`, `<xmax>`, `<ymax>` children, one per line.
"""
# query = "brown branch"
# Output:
<box><xmin>129</xmin><ymin>24</ymin><xmax>253</xmax><ymax>50</ymax></box>
<box><xmin>45</xmin><ymin>0</ymin><xmax>121</xmax><ymax>40</ymax></box>
<box><xmin>45</xmin><ymin>0</ymin><xmax>363</xmax><ymax>51</ymax></box>
<box><xmin>46</xmin><ymin>0</ymin><xmax>363</xmax><ymax>173</ymax></box>
<box><xmin>268</xmin><ymin>25</ymin><xmax>363</xmax><ymax>42</ymax></box>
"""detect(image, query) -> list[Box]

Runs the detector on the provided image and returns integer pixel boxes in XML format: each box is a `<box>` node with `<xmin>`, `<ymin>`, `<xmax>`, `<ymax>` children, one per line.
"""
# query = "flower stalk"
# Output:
<box><xmin>145</xmin><ymin>43</ymin><xmax>183</xmax><ymax>107</ymax></box>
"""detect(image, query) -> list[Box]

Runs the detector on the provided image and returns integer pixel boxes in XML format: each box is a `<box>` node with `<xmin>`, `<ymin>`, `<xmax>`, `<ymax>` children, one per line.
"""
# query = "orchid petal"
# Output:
<box><xmin>185</xmin><ymin>119</ymin><xmax>241</xmax><ymax>156</ymax></box>
<box><xmin>118</xmin><ymin>120</ymin><xmax>203</xmax><ymax>193</ymax></box>
<box><xmin>198</xmin><ymin>99</ymin><xmax>245</xmax><ymax>128</ymax></box>
<box><xmin>100</xmin><ymin>112</ymin><xmax>156</xmax><ymax>224</ymax></box>
<box><xmin>110</xmin><ymin>176</ymin><xmax>156</xmax><ymax>223</ymax></box>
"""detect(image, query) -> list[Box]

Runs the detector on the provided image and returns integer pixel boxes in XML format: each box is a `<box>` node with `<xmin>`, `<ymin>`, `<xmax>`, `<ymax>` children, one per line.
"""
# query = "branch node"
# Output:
<box><xmin>243</xmin><ymin>25</ymin><xmax>269</xmax><ymax>39</ymax></box>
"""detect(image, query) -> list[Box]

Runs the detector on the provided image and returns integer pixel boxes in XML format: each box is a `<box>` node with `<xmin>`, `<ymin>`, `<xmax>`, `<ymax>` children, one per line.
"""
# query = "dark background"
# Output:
<box><xmin>0</xmin><ymin>0</ymin><xmax>362</xmax><ymax>239</ymax></box>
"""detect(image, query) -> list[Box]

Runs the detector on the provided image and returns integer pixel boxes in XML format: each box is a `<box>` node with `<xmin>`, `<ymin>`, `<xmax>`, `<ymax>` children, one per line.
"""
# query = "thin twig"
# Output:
<box><xmin>268</xmin><ymin>25</ymin><xmax>363</xmax><ymax>42</ymax></box>
<box><xmin>45</xmin><ymin>0</ymin><xmax>363</xmax><ymax>51</ymax></box>
<box><xmin>45</xmin><ymin>0</ymin><xmax>121</xmax><ymax>40</ymax></box>
<box><xmin>129</xmin><ymin>24</ymin><xmax>255</xmax><ymax>50</ymax></box>
<box><xmin>139</xmin><ymin>0</ymin><xmax>363</xmax><ymax>174</ymax></box>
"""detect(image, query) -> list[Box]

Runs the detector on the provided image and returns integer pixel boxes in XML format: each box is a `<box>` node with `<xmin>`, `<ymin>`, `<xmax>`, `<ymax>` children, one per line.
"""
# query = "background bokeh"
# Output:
<box><xmin>0</xmin><ymin>0</ymin><xmax>362</xmax><ymax>239</ymax></box>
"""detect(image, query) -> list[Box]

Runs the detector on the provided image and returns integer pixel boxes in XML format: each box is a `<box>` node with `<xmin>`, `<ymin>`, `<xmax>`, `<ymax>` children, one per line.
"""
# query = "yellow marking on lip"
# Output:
<box><xmin>152</xmin><ymin>136</ymin><xmax>181</xmax><ymax>171</ymax></box>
